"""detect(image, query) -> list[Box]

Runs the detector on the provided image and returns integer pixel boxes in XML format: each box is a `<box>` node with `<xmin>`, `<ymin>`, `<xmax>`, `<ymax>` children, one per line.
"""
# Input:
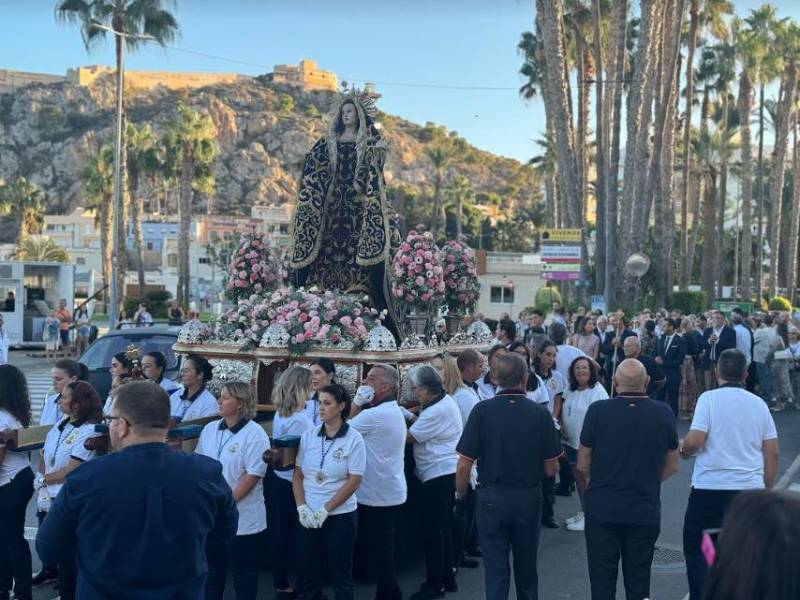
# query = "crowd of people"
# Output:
<box><xmin>0</xmin><ymin>300</ymin><xmax>797</xmax><ymax>600</ymax></box>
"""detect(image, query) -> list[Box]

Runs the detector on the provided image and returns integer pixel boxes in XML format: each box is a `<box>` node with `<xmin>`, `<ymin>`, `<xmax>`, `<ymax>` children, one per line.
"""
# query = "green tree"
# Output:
<box><xmin>163</xmin><ymin>103</ymin><xmax>218</xmax><ymax>306</ymax></box>
<box><xmin>126</xmin><ymin>122</ymin><xmax>160</xmax><ymax>295</ymax></box>
<box><xmin>12</xmin><ymin>237</ymin><xmax>70</xmax><ymax>263</ymax></box>
<box><xmin>443</xmin><ymin>175</ymin><xmax>475</xmax><ymax>239</ymax></box>
<box><xmin>0</xmin><ymin>176</ymin><xmax>45</xmax><ymax>243</ymax></box>
<box><xmin>82</xmin><ymin>145</ymin><xmax>115</xmax><ymax>297</ymax></box>
<box><xmin>424</xmin><ymin>132</ymin><xmax>459</xmax><ymax>237</ymax></box>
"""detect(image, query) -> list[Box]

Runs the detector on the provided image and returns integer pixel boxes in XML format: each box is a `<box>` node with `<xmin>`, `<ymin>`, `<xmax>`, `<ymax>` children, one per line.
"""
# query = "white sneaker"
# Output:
<box><xmin>566</xmin><ymin>514</ymin><xmax>585</xmax><ymax>531</ymax></box>
<box><xmin>565</xmin><ymin>511</ymin><xmax>583</xmax><ymax>525</ymax></box>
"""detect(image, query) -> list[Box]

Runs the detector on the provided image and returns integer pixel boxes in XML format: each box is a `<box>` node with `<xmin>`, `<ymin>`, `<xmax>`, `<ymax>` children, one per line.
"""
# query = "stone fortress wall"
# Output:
<box><xmin>0</xmin><ymin>59</ymin><xmax>338</xmax><ymax>94</ymax></box>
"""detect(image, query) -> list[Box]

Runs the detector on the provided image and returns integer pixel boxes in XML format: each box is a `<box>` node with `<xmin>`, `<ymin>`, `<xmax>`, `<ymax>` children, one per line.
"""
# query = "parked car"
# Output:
<box><xmin>79</xmin><ymin>326</ymin><xmax>182</xmax><ymax>400</ymax></box>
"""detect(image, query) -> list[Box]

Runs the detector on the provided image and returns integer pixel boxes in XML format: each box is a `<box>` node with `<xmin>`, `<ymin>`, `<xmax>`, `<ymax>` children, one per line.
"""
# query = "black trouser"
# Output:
<box><xmin>541</xmin><ymin>476</ymin><xmax>556</xmax><ymax>522</ymax></box>
<box><xmin>267</xmin><ymin>470</ymin><xmax>302</xmax><ymax>591</ymax></box>
<box><xmin>658</xmin><ymin>367</ymin><xmax>682</xmax><ymax>417</ymax></box>
<box><xmin>451</xmin><ymin>485</ymin><xmax>477</xmax><ymax>565</ymax></box>
<box><xmin>205</xmin><ymin>532</ymin><xmax>262</xmax><ymax>600</ymax></box>
<box><xmin>299</xmin><ymin>511</ymin><xmax>357</xmax><ymax>600</ymax></box>
<box><xmin>0</xmin><ymin>468</ymin><xmax>34</xmax><ymax>600</ymax></box>
<box><xmin>358</xmin><ymin>504</ymin><xmax>402</xmax><ymax>600</ymax></box>
<box><xmin>683</xmin><ymin>488</ymin><xmax>740</xmax><ymax>600</ymax></box>
<box><xmin>556</xmin><ymin>456</ymin><xmax>573</xmax><ymax>492</ymax></box>
<box><xmin>37</xmin><ymin>508</ymin><xmax>76</xmax><ymax>600</ymax></box>
<box><xmin>584</xmin><ymin>514</ymin><xmax>660</xmax><ymax>600</ymax></box>
<box><xmin>419</xmin><ymin>474</ymin><xmax>456</xmax><ymax>590</ymax></box>
<box><xmin>476</xmin><ymin>486</ymin><xmax>543</xmax><ymax>600</ymax></box>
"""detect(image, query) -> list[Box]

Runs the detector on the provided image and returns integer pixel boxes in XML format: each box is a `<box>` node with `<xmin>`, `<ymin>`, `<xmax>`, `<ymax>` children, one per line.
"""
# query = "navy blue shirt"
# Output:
<box><xmin>36</xmin><ymin>442</ymin><xmax>238</xmax><ymax>600</ymax></box>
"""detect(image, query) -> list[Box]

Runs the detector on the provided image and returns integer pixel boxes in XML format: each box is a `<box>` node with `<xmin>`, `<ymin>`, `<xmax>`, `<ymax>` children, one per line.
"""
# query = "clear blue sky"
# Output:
<box><xmin>1</xmin><ymin>1</ymin><xmax>798</xmax><ymax>162</ymax></box>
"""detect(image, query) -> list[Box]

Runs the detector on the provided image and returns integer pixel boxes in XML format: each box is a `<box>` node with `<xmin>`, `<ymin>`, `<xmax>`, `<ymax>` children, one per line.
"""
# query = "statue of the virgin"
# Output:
<box><xmin>288</xmin><ymin>89</ymin><xmax>401</xmax><ymax>330</ymax></box>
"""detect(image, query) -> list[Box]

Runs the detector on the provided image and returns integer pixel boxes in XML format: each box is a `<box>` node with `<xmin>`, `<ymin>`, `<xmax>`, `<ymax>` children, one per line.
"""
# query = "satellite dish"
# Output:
<box><xmin>625</xmin><ymin>253</ymin><xmax>651</xmax><ymax>278</ymax></box>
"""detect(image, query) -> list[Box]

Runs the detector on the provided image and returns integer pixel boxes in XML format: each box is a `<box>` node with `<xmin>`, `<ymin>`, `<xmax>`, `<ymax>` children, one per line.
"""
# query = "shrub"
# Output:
<box><xmin>768</xmin><ymin>296</ymin><xmax>793</xmax><ymax>311</ymax></box>
<box><xmin>670</xmin><ymin>291</ymin><xmax>708</xmax><ymax>315</ymax></box>
<box><xmin>534</xmin><ymin>286</ymin><xmax>561</xmax><ymax>313</ymax></box>
<box><xmin>123</xmin><ymin>290</ymin><xmax>173</xmax><ymax>319</ymax></box>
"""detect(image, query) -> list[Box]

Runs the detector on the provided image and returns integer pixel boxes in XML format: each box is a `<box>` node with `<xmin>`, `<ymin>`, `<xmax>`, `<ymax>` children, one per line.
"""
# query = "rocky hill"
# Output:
<box><xmin>0</xmin><ymin>73</ymin><xmax>536</xmax><ymax>220</ymax></box>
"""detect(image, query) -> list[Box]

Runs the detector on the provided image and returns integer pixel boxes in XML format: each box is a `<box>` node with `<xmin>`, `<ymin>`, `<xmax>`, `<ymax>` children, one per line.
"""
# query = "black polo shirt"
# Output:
<box><xmin>580</xmin><ymin>393</ymin><xmax>678</xmax><ymax>526</ymax></box>
<box><xmin>456</xmin><ymin>389</ymin><xmax>562</xmax><ymax>488</ymax></box>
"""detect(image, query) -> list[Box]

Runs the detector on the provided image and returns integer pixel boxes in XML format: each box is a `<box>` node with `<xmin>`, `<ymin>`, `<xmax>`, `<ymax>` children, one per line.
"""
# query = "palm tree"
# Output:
<box><xmin>163</xmin><ymin>103</ymin><xmax>218</xmax><ymax>307</ymax></box>
<box><xmin>12</xmin><ymin>237</ymin><xmax>70</xmax><ymax>263</ymax></box>
<box><xmin>787</xmin><ymin>117</ymin><xmax>800</xmax><ymax>303</ymax></box>
<box><xmin>0</xmin><ymin>176</ymin><xmax>45</xmax><ymax>243</ymax></box>
<box><xmin>767</xmin><ymin>21</ymin><xmax>799</xmax><ymax>298</ymax></box>
<box><xmin>82</xmin><ymin>145</ymin><xmax>115</xmax><ymax>300</ymax></box>
<box><xmin>443</xmin><ymin>175</ymin><xmax>475</xmax><ymax>239</ymax></box>
<box><xmin>424</xmin><ymin>134</ymin><xmax>458</xmax><ymax>237</ymax></box>
<box><xmin>126</xmin><ymin>122</ymin><xmax>160</xmax><ymax>295</ymax></box>
<box><xmin>529</xmin><ymin>135</ymin><xmax>559</xmax><ymax>228</ymax></box>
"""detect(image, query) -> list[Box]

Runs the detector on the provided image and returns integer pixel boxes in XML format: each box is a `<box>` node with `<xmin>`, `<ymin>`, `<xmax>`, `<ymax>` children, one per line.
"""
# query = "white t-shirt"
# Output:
<box><xmin>475</xmin><ymin>375</ymin><xmax>498</xmax><ymax>401</ymax></box>
<box><xmin>195</xmin><ymin>418</ymin><xmax>270</xmax><ymax>535</ymax></box>
<box><xmin>271</xmin><ymin>410</ymin><xmax>314</xmax><ymax>482</ymax></box>
<box><xmin>555</xmin><ymin>345</ymin><xmax>587</xmax><ymax>381</ymax></box>
<box><xmin>0</xmin><ymin>409</ymin><xmax>30</xmax><ymax>486</ymax></box>
<box><xmin>409</xmin><ymin>394</ymin><xmax>463</xmax><ymax>483</ymax></box>
<box><xmin>690</xmin><ymin>385</ymin><xmax>778</xmax><ymax>490</ymax></box>
<box><xmin>753</xmin><ymin>327</ymin><xmax>779</xmax><ymax>363</ymax></box>
<box><xmin>526</xmin><ymin>373</ymin><xmax>550</xmax><ymax>406</ymax></box>
<box><xmin>450</xmin><ymin>386</ymin><xmax>479</xmax><ymax>426</ymax></box>
<box><xmin>734</xmin><ymin>324</ymin><xmax>752</xmax><ymax>365</ymax></box>
<box><xmin>348</xmin><ymin>400</ymin><xmax>408</xmax><ymax>507</ymax></box>
<box><xmin>297</xmin><ymin>423</ymin><xmax>366</xmax><ymax>515</ymax></box>
<box><xmin>39</xmin><ymin>392</ymin><xmax>63</xmax><ymax>427</ymax></box>
<box><xmin>42</xmin><ymin>419</ymin><xmax>99</xmax><ymax>497</ymax></box>
<box><xmin>562</xmin><ymin>384</ymin><xmax>609</xmax><ymax>449</ymax></box>
<box><xmin>158</xmin><ymin>377</ymin><xmax>181</xmax><ymax>396</ymax></box>
<box><xmin>539</xmin><ymin>369</ymin><xmax>567</xmax><ymax>415</ymax></box>
<box><xmin>169</xmin><ymin>387</ymin><xmax>218</xmax><ymax>422</ymax></box>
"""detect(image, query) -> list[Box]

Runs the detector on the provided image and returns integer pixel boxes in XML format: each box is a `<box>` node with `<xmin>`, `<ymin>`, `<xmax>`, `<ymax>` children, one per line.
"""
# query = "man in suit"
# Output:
<box><xmin>36</xmin><ymin>381</ymin><xmax>238</xmax><ymax>600</ymax></box>
<box><xmin>656</xmin><ymin>318</ymin><xmax>687</xmax><ymax>416</ymax></box>
<box><xmin>701</xmin><ymin>311</ymin><xmax>737</xmax><ymax>391</ymax></box>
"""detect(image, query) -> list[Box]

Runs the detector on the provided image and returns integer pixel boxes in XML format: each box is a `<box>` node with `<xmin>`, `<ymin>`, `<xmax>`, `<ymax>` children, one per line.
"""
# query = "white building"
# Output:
<box><xmin>475</xmin><ymin>252</ymin><xmax>544</xmax><ymax>319</ymax></box>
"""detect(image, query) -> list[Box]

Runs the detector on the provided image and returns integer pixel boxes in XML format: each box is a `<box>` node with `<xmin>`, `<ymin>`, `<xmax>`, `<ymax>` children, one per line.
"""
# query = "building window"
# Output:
<box><xmin>167</xmin><ymin>254</ymin><xmax>178</xmax><ymax>267</ymax></box>
<box><xmin>198</xmin><ymin>257</ymin><xmax>210</xmax><ymax>264</ymax></box>
<box><xmin>490</xmin><ymin>286</ymin><xmax>514</xmax><ymax>304</ymax></box>
<box><xmin>146</xmin><ymin>242</ymin><xmax>154</xmax><ymax>251</ymax></box>
<box><xmin>76</xmin><ymin>257</ymin><xmax>85</xmax><ymax>266</ymax></box>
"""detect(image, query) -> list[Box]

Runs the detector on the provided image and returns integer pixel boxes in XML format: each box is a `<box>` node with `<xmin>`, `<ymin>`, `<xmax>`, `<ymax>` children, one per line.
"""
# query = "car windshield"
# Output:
<box><xmin>80</xmin><ymin>334</ymin><xmax>179</xmax><ymax>370</ymax></box>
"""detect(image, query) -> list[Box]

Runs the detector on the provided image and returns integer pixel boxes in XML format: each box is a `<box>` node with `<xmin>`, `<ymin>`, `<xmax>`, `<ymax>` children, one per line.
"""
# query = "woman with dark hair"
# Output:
<box><xmin>561</xmin><ymin>357</ymin><xmax>608</xmax><ymax>532</ymax></box>
<box><xmin>508</xmin><ymin>342</ymin><xmax>548</xmax><ymax>405</ymax></box>
<box><xmin>0</xmin><ymin>365</ymin><xmax>34</xmax><ymax>600</ymax></box>
<box><xmin>142</xmin><ymin>351</ymin><xmax>179</xmax><ymax>396</ymax></box>
<box><xmin>37</xmin><ymin>380</ymin><xmax>102</xmax><ymax>599</ymax></box>
<box><xmin>571</xmin><ymin>316</ymin><xmax>599</xmax><ymax>361</ymax></box>
<box><xmin>640</xmin><ymin>320</ymin><xmax>658</xmax><ymax>357</ymax></box>
<box><xmin>475</xmin><ymin>344</ymin><xmax>508</xmax><ymax>401</ymax></box>
<box><xmin>306</xmin><ymin>358</ymin><xmax>336</xmax><ymax>426</ymax></box>
<box><xmin>40</xmin><ymin>359</ymin><xmax>85</xmax><ymax>427</ymax></box>
<box><xmin>169</xmin><ymin>354</ymin><xmax>218</xmax><ymax>422</ymax></box>
<box><xmin>293</xmin><ymin>383</ymin><xmax>365</xmax><ymax>600</ymax></box>
<box><xmin>74</xmin><ymin>306</ymin><xmax>91</xmax><ymax>356</ymax></box>
<box><xmin>704</xmin><ymin>490</ymin><xmax>800</xmax><ymax>600</ymax></box>
<box><xmin>103</xmin><ymin>352</ymin><xmax>136</xmax><ymax>415</ymax></box>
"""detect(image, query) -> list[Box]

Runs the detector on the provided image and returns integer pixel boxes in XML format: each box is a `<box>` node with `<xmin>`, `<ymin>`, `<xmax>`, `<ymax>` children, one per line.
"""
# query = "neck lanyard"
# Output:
<box><xmin>50</xmin><ymin>421</ymin><xmax>74</xmax><ymax>467</ymax></box>
<box><xmin>217</xmin><ymin>429</ymin><xmax>235</xmax><ymax>459</ymax></box>
<box><xmin>320</xmin><ymin>436</ymin><xmax>336</xmax><ymax>472</ymax></box>
<box><xmin>179</xmin><ymin>387</ymin><xmax>204</xmax><ymax>419</ymax></box>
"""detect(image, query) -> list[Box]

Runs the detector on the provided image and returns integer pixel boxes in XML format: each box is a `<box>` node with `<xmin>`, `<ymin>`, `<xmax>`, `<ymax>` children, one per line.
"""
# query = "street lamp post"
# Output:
<box><xmin>92</xmin><ymin>24</ymin><xmax>153</xmax><ymax>331</ymax></box>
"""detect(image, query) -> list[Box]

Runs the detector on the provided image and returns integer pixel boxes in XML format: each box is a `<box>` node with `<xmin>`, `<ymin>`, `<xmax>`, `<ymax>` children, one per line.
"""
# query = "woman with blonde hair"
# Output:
<box><xmin>196</xmin><ymin>381</ymin><xmax>269</xmax><ymax>600</ymax></box>
<box><xmin>269</xmin><ymin>366</ymin><xmax>315</xmax><ymax>600</ymax></box>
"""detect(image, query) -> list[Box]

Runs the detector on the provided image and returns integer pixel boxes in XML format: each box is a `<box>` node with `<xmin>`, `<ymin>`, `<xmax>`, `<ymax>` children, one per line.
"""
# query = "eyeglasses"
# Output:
<box><xmin>103</xmin><ymin>415</ymin><xmax>129</xmax><ymax>426</ymax></box>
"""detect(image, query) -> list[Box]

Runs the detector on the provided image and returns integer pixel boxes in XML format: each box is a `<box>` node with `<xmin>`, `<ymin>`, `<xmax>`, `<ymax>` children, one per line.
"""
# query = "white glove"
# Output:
<box><xmin>297</xmin><ymin>504</ymin><xmax>315</xmax><ymax>529</ymax></box>
<box><xmin>33</xmin><ymin>472</ymin><xmax>45</xmax><ymax>491</ymax></box>
<box><xmin>36</xmin><ymin>487</ymin><xmax>51</xmax><ymax>513</ymax></box>
<box><xmin>400</xmin><ymin>406</ymin><xmax>416</xmax><ymax>423</ymax></box>
<box><xmin>353</xmin><ymin>385</ymin><xmax>375</xmax><ymax>406</ymax></box>
<box><xmin>312</xmin><ymin>507</ymin><xmax>329</xmax><ymax>528</ymax></box>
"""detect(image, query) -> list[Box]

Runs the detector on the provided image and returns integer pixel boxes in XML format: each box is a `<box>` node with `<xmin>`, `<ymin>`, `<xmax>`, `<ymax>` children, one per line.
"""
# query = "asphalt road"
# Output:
<box><xmin>12</xmin><ymin>350</ymin><xmax>800</xmax><ymax>600</ymax></box>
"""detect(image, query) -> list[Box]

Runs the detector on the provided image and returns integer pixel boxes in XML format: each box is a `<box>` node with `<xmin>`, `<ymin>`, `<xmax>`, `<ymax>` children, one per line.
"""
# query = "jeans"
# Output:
<box><xmin>0</xmin><ymin>468</ymin><xmax>34</xmax><ymax>600</ymax></box>
<box><xmin>584</xmin><ymin>515</ymin><xmax>660</xmax><ymax>600</ymax></box>
<box><xmin>299</xmin><ymin>511</ymin><xmax>358</xmax><ymax>600</ymax></box>
<box><xmin>205</xmin><ymin>532</ymin><xmax>262</xmax><ymax>600</ymax></box>
<box><xmin>267</xmin><ymin>470</ymin><xmax>302</xmax><ymax>591</ymax></box>
<box><xmin>358</xmin><ymin>504</ymin><xmax>402</xmax><ymax>600</ymax></box>
<box><xmin>476</xmin><ymin>486</ymin><xmax>543</xmax><ymax>600</ymax></box>
<box><xmin>683</xmin><ymin>488</ymin><xmax>740</xmax><ymax>600</ymax></box>
<box><xmin>755</xmin><ymin>362</ymin><xmax>772</xmax><ymax>401</ymax></box>
<box><xmin>419</xmin><ymin>474</ymin><xmax>456</xmax><ymax>590</ymax></box>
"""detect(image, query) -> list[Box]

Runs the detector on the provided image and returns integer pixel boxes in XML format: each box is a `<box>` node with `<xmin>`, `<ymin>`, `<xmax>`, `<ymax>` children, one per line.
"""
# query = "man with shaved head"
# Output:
<box><xmin>577</xmin><ymin>359</ymin><xmax>679</xmax><ymax>600</ymax></box>
<box><xmin>622</xmin><ymin>335</ymin><xmax>665</xmax><ymax>399</ymax></box>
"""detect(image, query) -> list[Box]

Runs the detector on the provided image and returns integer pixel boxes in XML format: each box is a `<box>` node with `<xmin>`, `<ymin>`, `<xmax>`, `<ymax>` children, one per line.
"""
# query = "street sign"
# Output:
<box><xmin>541</xmin><ymin>245</ymin><xmax>582</xmax><ymax>260</ymax></box>
<box><xmin>541</xmin><ymin>228</ymin><xmax>582</xmax><ymax>242</ymax></box>
<box><xmin>542</xmin><ymin>271</ymin><xmax>581</xmax><ymax>281</ymax></box>
<box><xmin>542</xmin><ymin>262</ymin><xmax>581</xmax><ymax>272</ymax></box>
<box><xmin>712</xmin><ymin>301</ymin><xmax>755</xmax><ymax>316</ymax></box>
<box><xmin>590</xmin><ymin>295</ymin><xmax>606</xmax><ymax>313</ymax></box>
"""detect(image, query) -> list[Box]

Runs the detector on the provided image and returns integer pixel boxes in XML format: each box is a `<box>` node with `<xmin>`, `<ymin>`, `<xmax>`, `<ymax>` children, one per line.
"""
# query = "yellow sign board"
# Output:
<box><xmin>540</xmin><ymin>228</ymin><xmax>582</xmax><ymax>243</ymax></box>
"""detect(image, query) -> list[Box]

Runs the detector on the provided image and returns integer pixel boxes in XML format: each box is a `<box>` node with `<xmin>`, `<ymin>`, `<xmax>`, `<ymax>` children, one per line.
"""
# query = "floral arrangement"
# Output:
<box><xmin>224</xmin><ymin>233</ymin><xmax>286</xmax><ymax>303</ymax></box>
<box><xmin>440</xmin><ymin>239</ymin><xmax>480</xmax><ymax>313</ymax></box>
<box><xmin>217</xmin><ymin>288</ymin><xmax>385</xmax><ymax>354</ymax></box>
<box><xmin>390</xmin><ymin>226</ymin><xmax>445</xmax><ymax>311</ymax></box>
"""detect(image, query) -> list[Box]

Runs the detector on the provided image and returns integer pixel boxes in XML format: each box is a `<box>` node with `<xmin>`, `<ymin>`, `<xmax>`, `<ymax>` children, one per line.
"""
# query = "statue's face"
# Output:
<box><xmin>340</xmin><ymin>102</ymin><xmax>357</xmax><ymax>127</ymax></box>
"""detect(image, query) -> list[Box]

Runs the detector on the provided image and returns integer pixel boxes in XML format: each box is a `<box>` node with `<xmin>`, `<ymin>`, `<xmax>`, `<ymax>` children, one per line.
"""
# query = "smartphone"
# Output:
<box><xmin>701</xmin><ymin>528</ymin><xmax>721</xmax><ymax>566</ymax></box>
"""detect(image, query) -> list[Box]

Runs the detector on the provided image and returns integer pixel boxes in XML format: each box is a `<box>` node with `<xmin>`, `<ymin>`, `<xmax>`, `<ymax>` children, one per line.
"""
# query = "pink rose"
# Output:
<box><xmin>415</xmin><ymin>276</ymin><xmax>425</xmax><ymax>286</ymax></box>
